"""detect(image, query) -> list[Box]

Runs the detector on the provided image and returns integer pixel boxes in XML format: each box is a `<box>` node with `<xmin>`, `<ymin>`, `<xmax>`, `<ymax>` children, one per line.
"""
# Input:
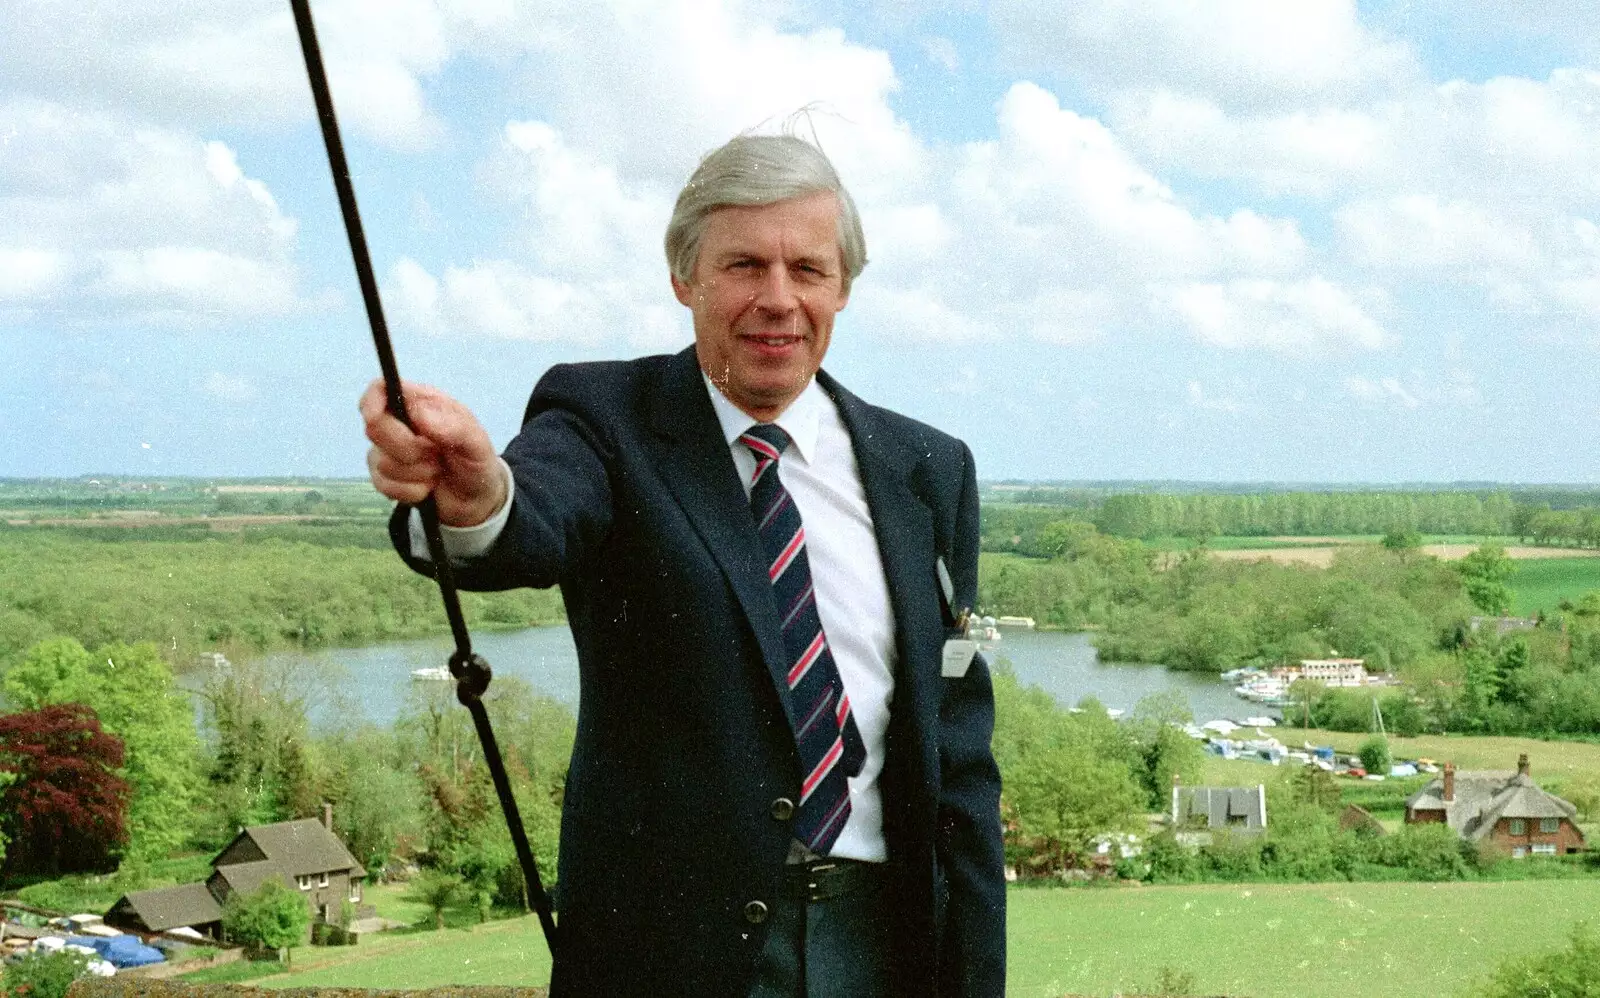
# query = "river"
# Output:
<box><xmin>252</xmin><ymin>625</ymin><xmax>1271</xmax><ymax>729</ymax></box>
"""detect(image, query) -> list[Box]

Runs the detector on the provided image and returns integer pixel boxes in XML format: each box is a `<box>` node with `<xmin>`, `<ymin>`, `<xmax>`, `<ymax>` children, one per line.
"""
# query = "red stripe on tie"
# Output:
<box><xmin>769</xmin><ymin>526</ymin><xmax>805</xmax><ymax>581</ymax></box>
<box><xmin>788</xmin><ymin>631</ymin><xmax>826</xmax><ymax>687</ymax></box>
<box><xmin>835</xmin><ymin>690</ymin><xmax>851</xmax><ymax>728</ymax></box>
<box><xmin>742</xmin><ymin>434</ymin><xmax>781</xmax><ymax>461</ymax></box>
<box><xmin>800</xmin><ymin>736</ymin><xmax>844</xmax><ymax>803</ymax></box>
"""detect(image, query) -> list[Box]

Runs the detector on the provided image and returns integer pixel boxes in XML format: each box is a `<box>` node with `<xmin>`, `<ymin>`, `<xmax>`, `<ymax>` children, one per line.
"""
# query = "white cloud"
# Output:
<box><xmin>483</xmin><ymin>0</ymin><xmax>919</xmax><ymax>198</ymax></box>
<box><xmin>0</xmin><ymin>249</ymin><xmax>67</xmax><ymax>301</ymax></box>
<box><xmin>387</xmin><ymin>120</ymin><xmax>685</xmax><ymax>347</ymax></box>
<box><xmin>0</xmin><ymin>0</ymin><xmax>449</xmax><ymax>147</ymax></box>
<box><xmin>1336</xmin><ymin>197</ymin><xmax>1538</xmax><ymax>270</ymax></box>
<box><xmin>848</xmin><ymin>83</ymin><xmax>1316</xmax><ymax>348</ymax></box>
<box><xmin>991</xmin><ymin>0</ymin><xmax>1419</xmax><ymax>109</ymax></box>
<box><xmin>1164</xmin><ymin>279</ymin><xmax>1388</xmax><ymax>353</ymax></box>
<box><xmin>0</xmin><ymin>101</ymin><xmax>302</xmax><ymax>322</ymax></box>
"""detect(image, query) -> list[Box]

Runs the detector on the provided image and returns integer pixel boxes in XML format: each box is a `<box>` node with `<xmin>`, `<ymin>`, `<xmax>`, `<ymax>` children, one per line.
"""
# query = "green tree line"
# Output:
<box><xmin>0</xmin><ymin>531</ymin><xmax>564</xmax><ymax>672</ymax></box>
<box><xmin>982</xmin><ymin>493</ymin><xmax>1600</xmax><ymax>547</ymax></box>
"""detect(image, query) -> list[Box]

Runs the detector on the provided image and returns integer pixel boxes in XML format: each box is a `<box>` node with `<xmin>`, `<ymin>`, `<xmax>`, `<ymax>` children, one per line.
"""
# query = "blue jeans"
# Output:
<box><xmin>747</xmin><ymin>861</ymin><xmax>893</xmax><ymax>998</ymax></box>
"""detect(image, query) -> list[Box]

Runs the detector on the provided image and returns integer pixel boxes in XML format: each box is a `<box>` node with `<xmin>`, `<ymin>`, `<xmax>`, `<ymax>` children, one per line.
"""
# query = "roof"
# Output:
<box><xmin>218</xmin><ymin>819</ymin><xmax>365</xmax><ymax>880</ymax></box>
<box><xmin>210</xmin><ymin>860</ymin><xmax>285</xmax><ymax>898</ymax></box>
<box><xmin>1175</xmin><ymin>785</ymin><xmax>1267</xmax><ymax>829</ymax></box>
<box><xmin>106</xmin><ymin>884</ymin><xmax>223</xmax><ymax>931</ymax></box>
<box><xmin>1406</xmin><ymin>769</ymin><xmax>1580</xmax><ymax>842</ymax></box>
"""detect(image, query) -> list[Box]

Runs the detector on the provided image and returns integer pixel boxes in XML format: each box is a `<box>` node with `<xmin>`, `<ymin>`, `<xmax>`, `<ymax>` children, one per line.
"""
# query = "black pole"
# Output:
<box><xmin>287</xmin><ymin>0</ymin><xmax>558</xmax><ymax>954</ymax></box>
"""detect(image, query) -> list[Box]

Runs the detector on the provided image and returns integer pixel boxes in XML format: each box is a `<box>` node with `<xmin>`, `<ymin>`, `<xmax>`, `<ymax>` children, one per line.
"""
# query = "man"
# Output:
<box><xmin>363</xmin><ymin>134</ymin><xmax>1004</xmax><ymax>997</ymax></box>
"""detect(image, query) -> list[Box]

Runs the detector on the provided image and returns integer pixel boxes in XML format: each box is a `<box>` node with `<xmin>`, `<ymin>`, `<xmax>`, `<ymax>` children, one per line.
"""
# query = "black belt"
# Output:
<box><xmin>784</xmin><ymin>857</ymin><xmax>884</xmax><ymax>903</ymax></box>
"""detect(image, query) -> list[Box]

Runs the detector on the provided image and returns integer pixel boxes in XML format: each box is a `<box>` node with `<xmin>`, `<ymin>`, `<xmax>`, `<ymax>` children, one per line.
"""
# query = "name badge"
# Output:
<box><xmin>942</xmin><ymin>639</ymin><xmax>978</xmax><ymax>678</ymax></box>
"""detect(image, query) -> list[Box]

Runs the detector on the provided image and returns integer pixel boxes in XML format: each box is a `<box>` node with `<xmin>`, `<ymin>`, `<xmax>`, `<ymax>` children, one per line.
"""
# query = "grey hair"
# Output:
<box><xmin>664</xmin><ymin>134</ymin><xmax>867</xmax><ymax>292</ymax></box>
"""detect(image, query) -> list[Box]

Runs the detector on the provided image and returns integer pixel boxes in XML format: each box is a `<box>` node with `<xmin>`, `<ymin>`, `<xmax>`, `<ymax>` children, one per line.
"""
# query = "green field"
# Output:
<box><xmin>175</xmin><ymin>879</ymin><xmax>1600</xmax><ymax>997</ymax></box>
<box><xmin>1509</xmin><ymin>557</ymin><xmax>1600</xmax><ymax>615</ymax></box>
<box><xmin>1008</xmin><ymin>879</ymin><xmax>1600</xmax><ymax>997</ymax></box>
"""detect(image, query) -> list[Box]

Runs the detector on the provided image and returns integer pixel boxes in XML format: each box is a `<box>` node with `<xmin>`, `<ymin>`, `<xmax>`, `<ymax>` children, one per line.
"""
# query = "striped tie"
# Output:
<box><xmin>740</xmin><ymin>423</ymin><xmax>865</xmax><ymax>855</ymax></box>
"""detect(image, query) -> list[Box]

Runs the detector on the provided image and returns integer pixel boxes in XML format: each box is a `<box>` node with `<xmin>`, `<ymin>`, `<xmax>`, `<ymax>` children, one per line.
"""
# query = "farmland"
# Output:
<box><xmin>1509</xmin><ymin>556</ymin><xmax>1600</xmax><ymax>615</ymax></box>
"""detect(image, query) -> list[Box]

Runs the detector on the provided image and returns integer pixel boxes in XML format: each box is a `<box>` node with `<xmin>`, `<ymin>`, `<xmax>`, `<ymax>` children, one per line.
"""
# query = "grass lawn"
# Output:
<box><xmin>182</xmin><ymin>879</ymin><xmax>1600</xmax><ymax>997</ymax></box>
<box><xmin>1007</xmin><ymin>879</ymin><xmax>1600</xmax><ymax>998</ymax></box>
<box><xmin>1509</xmin><ymin>556</ymin><xmax>1600</xmax><ymax>615</ymax></box>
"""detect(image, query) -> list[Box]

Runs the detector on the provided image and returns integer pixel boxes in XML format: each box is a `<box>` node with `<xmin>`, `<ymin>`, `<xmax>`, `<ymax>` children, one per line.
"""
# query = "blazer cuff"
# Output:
<box><xmin>407</xmin><ymin>458</ymin><xmax>515</xmax><ymax>561</ymax></box>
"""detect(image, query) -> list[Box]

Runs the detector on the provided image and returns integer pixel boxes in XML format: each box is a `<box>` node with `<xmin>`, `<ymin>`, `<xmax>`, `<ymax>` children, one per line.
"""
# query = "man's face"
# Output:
<box><xmin>673</xmin><ymin>193</ymin><xmax>850</xmax><ymax>421</ymax></box>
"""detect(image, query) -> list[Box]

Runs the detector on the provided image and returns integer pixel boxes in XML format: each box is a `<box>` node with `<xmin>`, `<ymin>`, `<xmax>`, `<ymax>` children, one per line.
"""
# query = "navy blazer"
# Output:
<box><xmin>391</xmin><ymin>346</ymin><xmax>1005</xmax><ymax>997</ymax></box>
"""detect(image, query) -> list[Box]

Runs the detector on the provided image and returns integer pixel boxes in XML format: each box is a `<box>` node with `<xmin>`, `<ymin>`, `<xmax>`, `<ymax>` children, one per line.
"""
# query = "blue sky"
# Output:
<box><xmin>3</xmin><ymin>0</ymin><xmax>1599</xmax><ymax>483</ymax></box>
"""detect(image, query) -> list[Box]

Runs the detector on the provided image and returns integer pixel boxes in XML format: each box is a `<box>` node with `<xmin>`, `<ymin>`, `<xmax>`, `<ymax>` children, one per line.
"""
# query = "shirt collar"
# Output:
<box><xmin>701</xmin><ymin>372</ymin><xmax>824</xmax><ymax>465</ymax></box>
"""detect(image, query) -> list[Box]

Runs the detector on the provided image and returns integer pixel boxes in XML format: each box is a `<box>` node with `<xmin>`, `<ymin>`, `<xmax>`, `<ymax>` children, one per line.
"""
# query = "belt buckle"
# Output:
<box><xmin>805</xmin><ymin>860</ymin><xmax>841</xmax><ymax>903</ymax></box>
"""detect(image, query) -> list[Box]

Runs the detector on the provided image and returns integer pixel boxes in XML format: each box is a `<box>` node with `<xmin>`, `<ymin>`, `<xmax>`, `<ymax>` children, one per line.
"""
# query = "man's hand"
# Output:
<box><xmin>360</xmin><ymin>379</ymin><xmax>507</xmax><ymax>528</ymax></box>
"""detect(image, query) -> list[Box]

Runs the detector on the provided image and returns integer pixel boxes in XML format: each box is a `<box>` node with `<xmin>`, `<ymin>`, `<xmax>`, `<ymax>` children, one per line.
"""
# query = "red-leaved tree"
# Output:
<box><xmin>0</xmin><ymin>703</ymin><xmax>130</xmax><ymax>875</ymax></box>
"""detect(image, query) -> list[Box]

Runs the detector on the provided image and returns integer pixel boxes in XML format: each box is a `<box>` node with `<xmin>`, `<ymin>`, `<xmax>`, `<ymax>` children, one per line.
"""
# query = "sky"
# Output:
<box><xmin>3</xmin><ymin>0</ymin><xmax>1600</xmax><ymax>484</ymax></box>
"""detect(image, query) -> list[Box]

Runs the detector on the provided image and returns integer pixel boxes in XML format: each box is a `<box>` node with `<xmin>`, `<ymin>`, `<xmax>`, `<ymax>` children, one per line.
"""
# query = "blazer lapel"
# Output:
<box><xmin>818</xmin><ymin>371</ymin><xmax>943</xmax><ymax>744</ymax></box>
<box><xmin>646</xmin><ymin>349</ymin><xmax>798</xmax><ymax>731</ymax></box>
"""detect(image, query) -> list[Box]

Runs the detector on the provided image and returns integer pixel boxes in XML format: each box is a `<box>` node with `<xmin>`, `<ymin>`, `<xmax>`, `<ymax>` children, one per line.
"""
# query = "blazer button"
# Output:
<box><xmin>744</xmin><ymin>900</ymin><xmax>769</xmax><ymax>925</ymax></box>
<box><xmin>770</xmin><ymin>797</ymin><xmax>795</xmax><ymax>821</ymax></box>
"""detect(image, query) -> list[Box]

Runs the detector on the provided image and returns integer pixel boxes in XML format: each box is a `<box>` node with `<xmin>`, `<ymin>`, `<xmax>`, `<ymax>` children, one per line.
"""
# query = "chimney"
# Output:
<box><xmin>322</xmin><ymin>801</ymin><xmax>333</xmax><ymax>832</ymax></box>
<box><xmin>1518</xmin><ymin>754</ymin><xmax>1530</xmax><ymax>778</ymax></box>
<box><xmin>1443</xmin><ymin>762</ymin><xmax>1455</xmax><ymax>802</ymax></box>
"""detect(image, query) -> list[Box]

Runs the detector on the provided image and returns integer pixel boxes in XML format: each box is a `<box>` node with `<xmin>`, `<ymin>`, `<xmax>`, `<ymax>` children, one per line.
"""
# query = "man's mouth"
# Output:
<box><xmin>743</xmin><ymin>333</ymin><xmax>803</xmax><ymax>349</ymax></box>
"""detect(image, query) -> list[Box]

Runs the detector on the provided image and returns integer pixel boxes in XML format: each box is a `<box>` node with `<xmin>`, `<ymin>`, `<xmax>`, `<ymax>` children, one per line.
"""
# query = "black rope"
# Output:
<box><xmin>288</xmin><ymin>0</ymin><xmax>558</xmax><ymax>954</ymax></box>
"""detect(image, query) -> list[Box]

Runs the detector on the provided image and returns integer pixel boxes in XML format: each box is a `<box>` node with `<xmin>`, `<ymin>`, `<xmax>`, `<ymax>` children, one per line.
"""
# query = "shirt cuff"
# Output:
<box><xmin>407</xmin><ymin>458</ymin><xmax>514</xmax><ymax>561</ymax></box>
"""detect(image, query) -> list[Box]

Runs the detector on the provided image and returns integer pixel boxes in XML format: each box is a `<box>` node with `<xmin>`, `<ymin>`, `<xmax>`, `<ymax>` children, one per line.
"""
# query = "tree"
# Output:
<box><xmin>1357</xmin><ymin>736</ymin><xmax>1391</xmax><ymax>775</ymax></box>
<box><xmin>405</xmin><ymin>869</ymin><xmax>464</xmax><ymax>930</ymax></box>
<box><xmin>199</xmin><ymin>655</ymin><xmax>322</xmax><ymax>841</ymax></box>
<box><xmin>0</xmin><ymin>704</ymin><xmax>130</xmax><ymax>874</ymax></box>
<box><xmin>222</xmin><ymin>877</ymin><xmax>310</xmax><ymax>963</ymax></box>
<box><xmin>1458</xmin><ymin>544</ymin><xmax>1516</xmax><ymax>616</ymax></box>
<box><xmin>1381</xmin><ymin>528</ymin><xmax>1422</xmax><ymax>557</ymax></box>
<box><xmin>0</xmin><ymin>770</ymin><xmax>13</xmax><ymax>867</ymax></box>
<box><xmin>4</xmin><ymin>638</ymin><xmax>201</xmax><ymax>861</ymax></box>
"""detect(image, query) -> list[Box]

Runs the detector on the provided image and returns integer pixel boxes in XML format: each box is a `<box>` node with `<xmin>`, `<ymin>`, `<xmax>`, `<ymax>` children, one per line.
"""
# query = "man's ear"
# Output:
<box><xmin>671</xmin><ymin>273</ymin><xmax>694</xmax><ymax>307</ymax></box>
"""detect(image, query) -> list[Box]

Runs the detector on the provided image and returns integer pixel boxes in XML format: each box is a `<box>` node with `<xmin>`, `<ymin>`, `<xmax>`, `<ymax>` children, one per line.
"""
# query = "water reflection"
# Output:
<box><xmin>245</xmin><ymin>626</ymin><xmax>1267</xmax><ymax>728</ymax></box>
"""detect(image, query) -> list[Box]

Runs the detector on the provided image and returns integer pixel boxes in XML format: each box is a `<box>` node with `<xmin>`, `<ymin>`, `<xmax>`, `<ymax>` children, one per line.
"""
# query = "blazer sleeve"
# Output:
<box><xmin>387</xmin><ymin>366</ymin><xmax>615</xmax><ymax>592</ymax></box>
<box><xmin>937</xmin><ymin>441</ymin><xmax>1007</xmax><ymax>996</ymax></box>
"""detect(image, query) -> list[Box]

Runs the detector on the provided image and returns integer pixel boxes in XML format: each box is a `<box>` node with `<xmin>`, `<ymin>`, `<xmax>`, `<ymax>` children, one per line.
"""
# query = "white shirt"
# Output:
<box><xmin>413</xmin><ymin>373</ymin><xmax>897</xmax><ymax>862</ymax></box>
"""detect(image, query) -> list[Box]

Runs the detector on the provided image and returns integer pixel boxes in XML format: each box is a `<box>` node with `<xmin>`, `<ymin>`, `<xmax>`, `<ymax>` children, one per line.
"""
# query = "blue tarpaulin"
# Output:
<box><xmin>65</xmin><ymin>935</ymin><xmax>166</xmax><ymax>968</ymax></box>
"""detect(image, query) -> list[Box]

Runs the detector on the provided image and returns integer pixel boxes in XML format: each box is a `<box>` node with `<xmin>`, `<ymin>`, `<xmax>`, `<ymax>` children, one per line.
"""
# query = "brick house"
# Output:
<box><xmin>107</xmin><ymin>804</ymin><xmax>367</xmax><ymax>937</ymax></box>
<box><xmin>1404</xmin><ymin>755</ymin><xmax>1587</xmax><ymax>857</ymax></box>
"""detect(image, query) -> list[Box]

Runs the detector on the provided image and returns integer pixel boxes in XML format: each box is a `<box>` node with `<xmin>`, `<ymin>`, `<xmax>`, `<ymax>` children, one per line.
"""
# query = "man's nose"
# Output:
<box><xmin>751</xmin><ymin>265</ymin><xmax>799</xmax><ymax>312</ymax></box>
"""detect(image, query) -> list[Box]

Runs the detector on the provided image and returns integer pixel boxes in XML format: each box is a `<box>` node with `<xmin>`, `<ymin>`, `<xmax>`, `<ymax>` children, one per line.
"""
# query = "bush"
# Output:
<box><xmin>1358</xmin><ymin>736</ymin><xmax>1392</xmax><ymax>775</ymax></box>
<box><xmin>222</xmin><ymin>877</ymin><xmax>310</xmax><ymax>961</ymax></box>
<box><xmin>2</xmin><ymin>949</ymin><xmax>92</xmax><ymax>998</ymax></box>
<box><xmin>1142</xmin><ymin>830</ymin><xmax>1200</xmax><ymax>884</ymax></box>
<box><xmin>1476</xmin><ymin>922</ymin><xmax>1600</xmax><ymax>997</ymax></box>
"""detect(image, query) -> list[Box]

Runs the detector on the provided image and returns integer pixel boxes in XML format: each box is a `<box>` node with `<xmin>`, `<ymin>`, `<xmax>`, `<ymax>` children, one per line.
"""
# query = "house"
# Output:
<box><xmin>106</xmin><ymin>804</ymin><xmax>366</xmax><ymax>938</ymax></box>
<box><xmin>1289</xmin><ymin>658</ymin><xmax>1368</xmax><ymax>686</ymax></box>
<box><xmin>1404</xmin><ymin>755</ymin><xmax>1587</xmax><ymax>858</ymax></box>
<box><xmin>1172</xmin><ymin>781</ymin><xmax>1268</xmax><ymax>836</ymax></box>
